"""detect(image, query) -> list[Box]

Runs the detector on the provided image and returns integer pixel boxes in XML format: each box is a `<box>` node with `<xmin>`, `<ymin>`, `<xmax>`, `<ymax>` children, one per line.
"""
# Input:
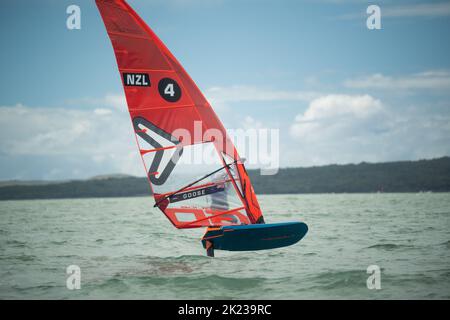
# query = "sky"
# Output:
<box><xmin>0</xmin><ymin>0</ymin><xmax>450</xmax><ymax>180</ymax></box>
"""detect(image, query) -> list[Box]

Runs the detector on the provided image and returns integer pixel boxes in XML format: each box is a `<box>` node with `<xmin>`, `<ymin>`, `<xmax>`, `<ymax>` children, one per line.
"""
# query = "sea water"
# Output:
<box><xmin>0</xmin><ymin>193</ymin><xmax>449</xmax><ymax>299</ymax></box>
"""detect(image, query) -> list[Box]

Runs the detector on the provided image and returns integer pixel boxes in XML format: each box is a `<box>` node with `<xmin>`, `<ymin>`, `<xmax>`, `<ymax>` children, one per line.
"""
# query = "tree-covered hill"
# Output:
<box><xmin>0</xmin><ymin>157</ymin><xmax>449</xmax><ymax>200</ymax></box>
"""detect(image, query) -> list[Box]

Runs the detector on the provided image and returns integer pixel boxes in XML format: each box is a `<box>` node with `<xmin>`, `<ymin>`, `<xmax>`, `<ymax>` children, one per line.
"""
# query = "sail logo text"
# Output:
<box><xmin>123</xmin><ymin>73</ymin><xmax>150</xmax><ymax>86</ymax></box>
<box><xmin>170</xmin><ymin>185</ymin><xmax>225</xmax><ymax>203</ymax></box>
<box><xmin>183</xmin><ymin>189</ymin><xmax>205</xmax><ymax>199</ymax></box>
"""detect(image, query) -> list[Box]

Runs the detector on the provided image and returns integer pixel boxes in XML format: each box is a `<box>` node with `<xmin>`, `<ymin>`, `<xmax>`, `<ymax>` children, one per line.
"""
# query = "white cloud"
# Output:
<box><xmin>339</xmin><ymin>2</ymin><xmax>450</xmax><ymax>20</ymax></box>
<box><xmin>0</xmin><ymin>100</ymin><xmax>143</xmax><ymax>179</ymax></box>
<box><xmin>383</xmin><ymin>3</ymin><xmax>450</xmax><ymax>18</ymax></box>
<box><xmin>204</xmin><ymin>85</ymin><xmax>319</xmax><ymax>121</ymax></box>
<box><xmin>240</xmin><ymin>116</ymin><xmax>264</xmax><ymax>130</ymax></box>
<box><xmin>139</xmin><ymin>0</ymin><xmax>224</xmax><ymax>8</ymax></box>
<box><xmin>344</xmin><ymin>71</ymin><xmax>450</xmax><ymax>91</ymax></box>
<box><xmin>94</xmin><ymin>108</ymin><xmax>113</xmax><ymax>116</ymax></box>
<box><xmin>205</xmin><ymin>85</ymin><xmax>318</xmax><ymax>104</ymax></box>
<box><xmin>65</xmin><ymin>93</ymin><xmax>127</xmax><ymax>111</ymax></box>
<box><xmin>102</xmin><ymin>93</ymin><xmax>127</xmax><ymax>110</ymax></box>
<box><xmin>289</xmin><ymin>94</ymin><xmax>450</xmax><ymax>165</ymax></box>
<box><xmin>290</xmin><ymin>94</ymin><xmax>384</xmax><ymax>141</ymax></box>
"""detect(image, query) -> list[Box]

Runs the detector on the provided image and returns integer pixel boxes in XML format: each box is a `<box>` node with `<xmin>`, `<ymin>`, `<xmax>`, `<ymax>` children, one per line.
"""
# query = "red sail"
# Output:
<box><xmin>96</xmin><ymin>0</ymin><xmax>263</xmax><ymax>228</ymax></box>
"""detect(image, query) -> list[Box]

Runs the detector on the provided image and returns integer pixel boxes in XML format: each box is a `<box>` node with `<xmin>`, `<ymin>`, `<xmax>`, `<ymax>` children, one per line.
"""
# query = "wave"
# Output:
<box><xmin>439</xmin><ymin>240</ymin><xmax>450</xmax><ymax>248</ymax></box>
<box><xmin>5</xmin><ymin>239</ymin><xmax>28</xmax><ymax>248</ymax></box>
<box><xmin>50</xmin><ymin>240</ymin><xmax>67</xmax><ymax>245</ymax></box>
<box><xmin>12</xmin><ymin>284</ymin><xmax>57</xmax><ymax>292</ymax></box>
<box><xmin>365</xmin><ymin>243</ymin><xmax>413</xmax><ymax>250</ymax></box>
<box><xmin>88</xmin><ymin>273</ymin><xmax>267</xmax><ymax>297</ymax></box>
<box><xmin>387</xmin><ymin>272</ymin><xmax>450</xmax><ymax>287</ymax></box>
<box><xmin>1</xmin><ymin>254</ymin><xmax>36</xmax><ymax>262</ymax></box>
<box><xmin>305</xmin><ymin>270</ymin><xmax>367</xmax><ymax>291</ymax></box>
<box><xmin>133</xmin><ymin>254</ymin><xmax>211</xmax><ymax>264</ymax></box>
<box><xmin>153</xmin><ymin>274</ymin><xmax>266</xmax><ymax>289</ymax></box>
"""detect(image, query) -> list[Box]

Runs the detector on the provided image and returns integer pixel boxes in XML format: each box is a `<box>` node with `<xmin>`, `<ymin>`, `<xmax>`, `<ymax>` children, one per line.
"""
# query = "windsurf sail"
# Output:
<box><xmin>96</xmin><ymin>0</ymin><xmax>264</xmax><ymax>228</ymax></box>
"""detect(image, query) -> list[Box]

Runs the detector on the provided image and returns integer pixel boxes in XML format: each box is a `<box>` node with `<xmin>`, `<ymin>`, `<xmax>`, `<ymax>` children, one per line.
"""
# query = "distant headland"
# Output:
<box><xmin>0</xmin><ymin>157</ymin><xmax>449</xmax><ymax>200</ymax></box>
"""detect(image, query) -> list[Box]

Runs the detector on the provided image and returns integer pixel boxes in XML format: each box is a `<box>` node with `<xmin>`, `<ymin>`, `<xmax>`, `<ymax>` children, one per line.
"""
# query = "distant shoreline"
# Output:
<box><xmin>1</xmin><ymin>192</ymin><xmax>449</xmax><ymax>203</ymax></box>
<box><xmin>1</xmin><ymin>157</ymin><xmax>449</xmax><ymax>201</ymax></box>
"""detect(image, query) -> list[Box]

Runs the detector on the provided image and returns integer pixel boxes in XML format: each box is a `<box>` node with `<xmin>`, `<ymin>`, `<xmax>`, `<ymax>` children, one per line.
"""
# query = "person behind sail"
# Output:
<box><xmin>210</xmin><ymin>167</ymin><xmax>234</xmax><ymax>212</ymax></box>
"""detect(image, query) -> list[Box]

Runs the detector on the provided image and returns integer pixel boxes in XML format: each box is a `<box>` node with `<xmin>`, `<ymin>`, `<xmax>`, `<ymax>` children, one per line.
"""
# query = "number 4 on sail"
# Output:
<box><xmin>95</xmin><ymin>0</ymin><xmax>308</xmax><ymax>257</ymax></box>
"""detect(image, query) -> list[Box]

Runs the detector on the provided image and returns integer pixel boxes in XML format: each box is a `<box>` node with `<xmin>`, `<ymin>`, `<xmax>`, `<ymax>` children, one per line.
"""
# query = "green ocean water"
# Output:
<box><xmin>0</xmin><ymin>193</ymin><xmax>449</xmax><ymax>299</ymax></box>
